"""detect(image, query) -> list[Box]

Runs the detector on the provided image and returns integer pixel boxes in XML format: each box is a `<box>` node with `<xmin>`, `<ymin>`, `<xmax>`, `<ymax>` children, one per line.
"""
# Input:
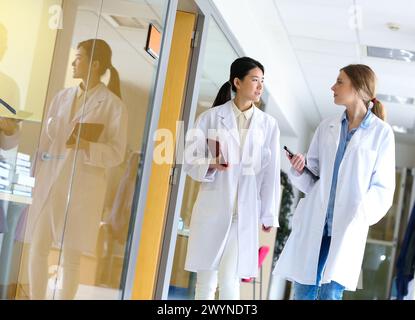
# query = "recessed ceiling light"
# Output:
<box><xmin>366</xmin><ymin>46</ymin><xmax>415</xmax><ymax>62</ymax></box>
<box><xmin>105</xmin><ymin>14</ymin><xmax>145</xmax><ymax>29</ymax></box>
<box><xmin>386</xmin><ymin>22</ymin><xmax>400</xmax><ymax>31</ymax></box>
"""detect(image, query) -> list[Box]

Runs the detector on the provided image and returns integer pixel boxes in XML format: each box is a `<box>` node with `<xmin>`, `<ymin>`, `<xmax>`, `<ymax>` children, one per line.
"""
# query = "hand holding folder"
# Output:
<box><xmin>66</xmin><ymin>123</ymin><xmax>104</xmax><ymax>147</ymax></box>
<box><xmin>206</xmin><ymin>139</ymin><xmax>228</xmax><ymax>168</ymax></box>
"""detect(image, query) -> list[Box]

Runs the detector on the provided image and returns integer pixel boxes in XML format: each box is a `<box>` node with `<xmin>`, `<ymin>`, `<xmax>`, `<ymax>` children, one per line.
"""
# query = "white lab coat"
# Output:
<box><xmin>25</xmin><ymin>83</ymin><xmax>128</xmax><ymax>252</ymax></box>
<box><xmin>273</xmin><ymin>112</ymin><xmax>395</xmax><ymax>290</ymax></box>
<box><xmin>184</xmin><ymin>101</ymin><xmax>281</xmax><ymax>278</ymax></box>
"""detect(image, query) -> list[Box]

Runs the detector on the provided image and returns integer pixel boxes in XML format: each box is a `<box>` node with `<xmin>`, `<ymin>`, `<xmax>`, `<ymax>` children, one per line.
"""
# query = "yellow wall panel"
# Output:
<box><xmin>0</xmin><ymin>0</ymin><xmax>60</xmax><ymax>121</ymax></box>
<box><xmin>131</xmin><ymin>11</ymin><xmax>196</xmax><ymax>300</ymax></box>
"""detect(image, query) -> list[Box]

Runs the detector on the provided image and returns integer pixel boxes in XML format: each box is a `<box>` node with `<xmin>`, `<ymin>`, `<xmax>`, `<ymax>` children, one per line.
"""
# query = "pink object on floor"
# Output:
<box><xmin>241</xmin><ymin>246</ymin><xmax>270</xmax><ymax>282</ymax></box>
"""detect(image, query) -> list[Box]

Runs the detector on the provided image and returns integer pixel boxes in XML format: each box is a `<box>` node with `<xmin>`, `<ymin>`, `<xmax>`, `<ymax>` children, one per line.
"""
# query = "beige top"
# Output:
<box><xmin>231</xmin><ymin>99</ymin><xmax>254</xmax><ymax>217</ymax></box>
<box><xmin>70</xmin><ymin>82</ymin><xmax>102</xmax><ymax>121</ymax></box>
<box><xmin>231</xmin><ymin>99</ymin><xmax>254</xmax><ymax>150</ymax></box>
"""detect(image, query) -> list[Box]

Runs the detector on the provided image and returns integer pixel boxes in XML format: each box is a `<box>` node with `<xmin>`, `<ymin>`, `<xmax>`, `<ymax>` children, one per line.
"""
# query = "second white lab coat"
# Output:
<box><xmin>25</xmin><ymin>83</ymin><xmax>128</xmax><ymax>253</ymax></box>
<box><xmin>273</xmin><ymin>112</ymin><xmax>395</xmax><ymax>290</ymax></box>
<box><xmin>184</xmin><ymin>101</ymin><xmax>281</xmax><ymax>278</ymax></box>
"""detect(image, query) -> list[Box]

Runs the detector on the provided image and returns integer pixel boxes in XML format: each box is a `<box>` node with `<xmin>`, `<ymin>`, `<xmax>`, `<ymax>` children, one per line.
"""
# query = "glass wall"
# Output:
<box><xmin>0</xmin><ymin>0</ymin><xmax>169</xmax><ymax>299</ymax></box>
<box><xmin>167</xmin><ymin>18</ymin><xmax>239</xmax><ymax>300</ymax></box>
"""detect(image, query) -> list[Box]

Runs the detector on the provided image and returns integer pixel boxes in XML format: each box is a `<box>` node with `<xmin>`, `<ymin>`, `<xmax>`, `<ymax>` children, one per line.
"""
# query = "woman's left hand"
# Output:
<box><xmin>262</xmin><ymin>224</ymin><xmax>272</xmax><ymax>232</ymax></box>
<box><xmin>67</xmin><ymin>138</ymin><xmax>90</xmax><ymax>152</ymax></box>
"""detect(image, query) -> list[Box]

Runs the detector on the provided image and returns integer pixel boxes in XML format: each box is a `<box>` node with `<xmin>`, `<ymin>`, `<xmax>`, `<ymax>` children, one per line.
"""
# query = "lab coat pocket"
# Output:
<box><xmin>261</xmin><ymin>147</ymin><xmax>271</xmax><ymax>170</ymax></box>
<box><xmin>200</xmin><ymin>173</ymin><xmax>219</xmax><ymax>191</ymax></box>
<box><xmin>256</xmin><ymin>198</ymin><xmax>261</xmax><ymax>215</ymax></box>
<box><xmin>291</xmin><ymin>198</ymin><xmax>305</xmax><ymax>230</ymax></box>
<box><xmin>46</xmin><ymin>116</ymin><xmax>64</xmax><ymax>141</ymax></box>
<box><xmin>357</xmin><ymin>148</ymin><xmax>377</xmax><ymax>175</ymax></box>
<box><xmin>355</xmin><ymin>199</ymin><xmax>372</xmax><ymax>227</ymax></box>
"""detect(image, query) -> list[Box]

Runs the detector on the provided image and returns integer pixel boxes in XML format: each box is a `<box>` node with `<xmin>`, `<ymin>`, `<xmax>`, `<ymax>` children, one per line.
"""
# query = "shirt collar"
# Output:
<box><xmin>342</xmin><ymin>108</ymin><xmax>372</xmax><ymax>129</ymax></box>
<box><xmin>361</xmin><ymin>108</ymin><xmax>372</xmax><ymax>128</ymax></box>
<box><xmin>76</xmin><ymin>82</ymin><xmax>102</xmax><ymax>99</ymax></box>
<box><xmin>231</xmin><ymin>99</ymin><xmax>254</xmax><ymax>120</ymax></box>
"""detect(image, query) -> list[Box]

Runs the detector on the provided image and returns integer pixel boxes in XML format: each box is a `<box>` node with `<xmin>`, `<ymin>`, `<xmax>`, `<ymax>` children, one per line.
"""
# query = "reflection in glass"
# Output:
<box><xmin>344</xmin><ymin>244</ymin><xmax>392</xmax><ymax>300</ymax></box>
<box><xmin>0</xmin><ymin>0</ymin><xmax>62</xmax><ymax>300</ymax></box>
<box><xmin>0</xmin><ymin>22</ymin><xmax>20</xmax><ymax>112</ymax></box>
<box><xmin>27</xmin><ymin>38</ymin><xmax>128</xmax><ymax>300</ymax></box>
<box><xmin>345</xmin><ymin>169</ymin><xmax>415</xmax><ymax>300</ymax></box>
<box><xmin>0</xmin><ymin>0</ymin><xmax>168</xmax><ymax>300</ymax></box>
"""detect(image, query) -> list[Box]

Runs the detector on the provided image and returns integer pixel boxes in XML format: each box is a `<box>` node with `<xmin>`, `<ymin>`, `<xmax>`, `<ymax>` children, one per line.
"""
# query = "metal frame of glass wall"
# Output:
<box><xmin>121</xmin><ymin>0</ymin><xmax>179</xmax><ymax>300</ymax></box>
<box><xmin>153</xmin><ymin>0</ymin><xmax>247</xmax><ymax>300</ymax></box>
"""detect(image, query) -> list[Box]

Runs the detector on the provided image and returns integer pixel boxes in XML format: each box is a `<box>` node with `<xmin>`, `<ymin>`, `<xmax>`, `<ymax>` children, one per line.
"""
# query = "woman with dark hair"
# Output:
<box><xmin>184</xmin><ymin>57</ymin><xmax>281</xmax><ymax>299</ymax></box>
<box><xmin>27</xmin><ymin>39</ymin><xmax>128</xmax><ymax>299</ymax></box>
<box><xmin>273</xmin><ymin>64</ymin><xmax>395</xmax><ymax>300</ymax></box>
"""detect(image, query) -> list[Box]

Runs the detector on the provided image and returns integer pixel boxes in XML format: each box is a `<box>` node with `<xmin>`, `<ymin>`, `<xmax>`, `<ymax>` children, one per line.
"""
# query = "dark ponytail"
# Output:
<box><xmin>212</xmin><ymin>81</ymin><xmax>232</xmax><ymax>107</ymax></box>
<box><xmin>212</xmin><ymin>57</ymin><xmax>264</xmax><ymax>107</ymax></box>
<box><xmin>108</xmin><ymin>66</ymin><xmax>121</xmax><ymax>99</ymax></box>
<box><xmin>78</xmin><ymin>38</ymin><xmax>122</xmax><ymax>99</ymax></box>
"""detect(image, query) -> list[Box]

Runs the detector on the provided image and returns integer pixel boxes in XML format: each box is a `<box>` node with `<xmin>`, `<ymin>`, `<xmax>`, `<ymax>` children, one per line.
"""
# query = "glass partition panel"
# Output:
<box><xmin>0</xmin><ymin>0</ymin><xmax>169</xmax><ymax>300</ymax></box>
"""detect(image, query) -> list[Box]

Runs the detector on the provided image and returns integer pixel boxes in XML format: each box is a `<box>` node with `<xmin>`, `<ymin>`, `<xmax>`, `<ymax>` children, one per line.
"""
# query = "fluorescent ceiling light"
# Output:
<box><xmin>392</xmin><ymin>125</ymin><xmax>408</xmax><ymax>134</ymax></box>
<box><xmin>377</xmin><ymin>93</ymin><xmax>415</xmax><ymax>105</ymax></box>
<box><xmin>366</xmin><ymin>46</ymin><xmax>415</xmax><ymax>62</ymax></box>
<box><xmin>106</xmin><ymin>14</ymin><xmax>145</xmax><ymax>29</ymax></box>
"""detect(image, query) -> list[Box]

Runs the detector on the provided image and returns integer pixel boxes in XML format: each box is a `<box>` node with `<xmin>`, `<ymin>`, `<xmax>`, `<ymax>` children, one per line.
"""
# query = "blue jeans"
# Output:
<box><xmin>293</xmin><ymin>234</ymin><xmax>345</xmax><ymax>300</ymax></box>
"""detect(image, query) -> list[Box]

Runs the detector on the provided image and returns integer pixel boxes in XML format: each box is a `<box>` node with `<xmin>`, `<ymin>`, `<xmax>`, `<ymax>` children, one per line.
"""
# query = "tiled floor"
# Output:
<box><xmin>168</xmin><ymin>286</ymin><xmax>193</xmax><ymax>300</ymax></box>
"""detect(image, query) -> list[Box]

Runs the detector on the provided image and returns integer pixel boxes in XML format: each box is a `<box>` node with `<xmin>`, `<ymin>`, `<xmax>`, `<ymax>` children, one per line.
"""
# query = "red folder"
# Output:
<box><xmin>206</xmin><ymin>139</ymin><xmax>228</xmax><ymax>167</ymax></box>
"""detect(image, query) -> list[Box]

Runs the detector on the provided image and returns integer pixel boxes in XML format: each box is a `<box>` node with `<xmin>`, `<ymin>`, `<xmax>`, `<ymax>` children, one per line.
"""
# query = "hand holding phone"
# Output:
<box><xmin>284</xmin><ymin>146</ymin><xmax>319</xmax><ymax>180</ymax></box>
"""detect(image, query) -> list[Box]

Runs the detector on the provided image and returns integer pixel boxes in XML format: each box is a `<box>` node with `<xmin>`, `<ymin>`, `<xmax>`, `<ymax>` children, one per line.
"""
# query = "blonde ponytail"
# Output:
<box><xmin>370</xmin><ymin>98</ymin><xmax>386</xmax><ymax>121</ymax></box>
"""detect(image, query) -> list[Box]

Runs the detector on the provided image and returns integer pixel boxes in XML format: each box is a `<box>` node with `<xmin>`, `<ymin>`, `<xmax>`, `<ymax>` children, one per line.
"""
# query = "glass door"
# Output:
<box><xmin>0</xmin><ymin>0</ymin><xmax>65</xmax><ymax>300</ymax></box>
<box><xmin>48</xmin><ymin>0</ymin><xmax>169</xmax><ymax>300</ymax></box>
<box><xmin>0</xmin><ymin>0</ymin><xmax>170</xmax><ymax>300</ymax></box>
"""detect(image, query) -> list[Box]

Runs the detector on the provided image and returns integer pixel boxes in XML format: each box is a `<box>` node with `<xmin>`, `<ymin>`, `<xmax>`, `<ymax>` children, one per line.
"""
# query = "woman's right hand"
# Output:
<box><xmin>209</xmin><ymin>157</ymin><xmax>228</xmax><ymax>171</ymax></box>
<box><xmin>286</xmin><ymin>151</ymin><xmax>305</xmax><ymax>174</ymax></box>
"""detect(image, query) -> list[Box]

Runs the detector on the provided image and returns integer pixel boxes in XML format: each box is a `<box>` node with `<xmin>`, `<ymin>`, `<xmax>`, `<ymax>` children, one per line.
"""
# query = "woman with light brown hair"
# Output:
<box><xmin>273</xmin><ymin>64</ymin><xmax>396</xmax><ymax>300</ymax></box>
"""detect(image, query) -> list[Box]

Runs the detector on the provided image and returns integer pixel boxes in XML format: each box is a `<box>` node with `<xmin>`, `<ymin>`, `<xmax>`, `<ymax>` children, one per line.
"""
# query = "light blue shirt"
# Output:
<box><xmin>324</xmin><ymin>109</ymin><xmax>373</xmax><ymax>236</ymax></box>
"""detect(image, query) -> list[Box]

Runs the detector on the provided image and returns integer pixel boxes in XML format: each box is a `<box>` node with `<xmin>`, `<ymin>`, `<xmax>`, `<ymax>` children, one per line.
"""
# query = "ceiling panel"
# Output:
<box><xmin>276</xmin><ymin>0</ymin><xmax>356</xmax><ymax>41</ymax></box>
<box><xmin>290</xmin><ymin>36</ymin><xmax>358</xmax><ymax>57</ymax></box>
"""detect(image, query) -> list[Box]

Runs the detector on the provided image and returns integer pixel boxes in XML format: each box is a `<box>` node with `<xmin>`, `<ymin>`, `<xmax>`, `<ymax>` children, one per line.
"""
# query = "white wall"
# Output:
<box><xmin>396</xmin><ymin>142</ymin><xmax>415</xmax><ymax>168</ymax></box>
<box><xmin>212</xmin><ymin>0</ymin><xmax>316</xmax><ymax>140</ymax></box>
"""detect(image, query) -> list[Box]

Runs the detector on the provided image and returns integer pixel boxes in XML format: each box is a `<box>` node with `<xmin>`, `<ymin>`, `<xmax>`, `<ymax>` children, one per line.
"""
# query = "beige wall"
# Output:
<box><xmin>0</xmin><ymin>0</ymin><xmax>61</xmax><ymax>121</ymax></box>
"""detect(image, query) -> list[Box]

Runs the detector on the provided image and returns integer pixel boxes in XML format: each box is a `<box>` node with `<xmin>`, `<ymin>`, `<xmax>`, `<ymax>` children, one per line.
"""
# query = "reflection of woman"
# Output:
<box><xmin>27</xmin><ymin>39</ymin><xmax>128</xmax><ymax>299</ymax></box>
<box><xmin>273</xmin><ymin>64</ymin><xmax>395</xmax><ymax>300</ymax></box>
<box><xmin>0</xmin><ymin>23</ymin><xmax>20</xmax><ymax>112</ymax></box>
<box><xmin>184</xmin><ymin>57</ymin><xmax>281</xmax><ymax>300</ymax></box>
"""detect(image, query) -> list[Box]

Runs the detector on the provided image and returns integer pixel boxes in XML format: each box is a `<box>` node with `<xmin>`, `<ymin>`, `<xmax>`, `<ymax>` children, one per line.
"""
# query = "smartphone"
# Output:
<box><xmin>283</xmin><ymin>145</ymin><xmax>319</xmax><ymax>180</ymax></box>
<box><xmin>283</xmin><ymin>145</ymin><xmax>295</xmax><ymax>158</ymax></box>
